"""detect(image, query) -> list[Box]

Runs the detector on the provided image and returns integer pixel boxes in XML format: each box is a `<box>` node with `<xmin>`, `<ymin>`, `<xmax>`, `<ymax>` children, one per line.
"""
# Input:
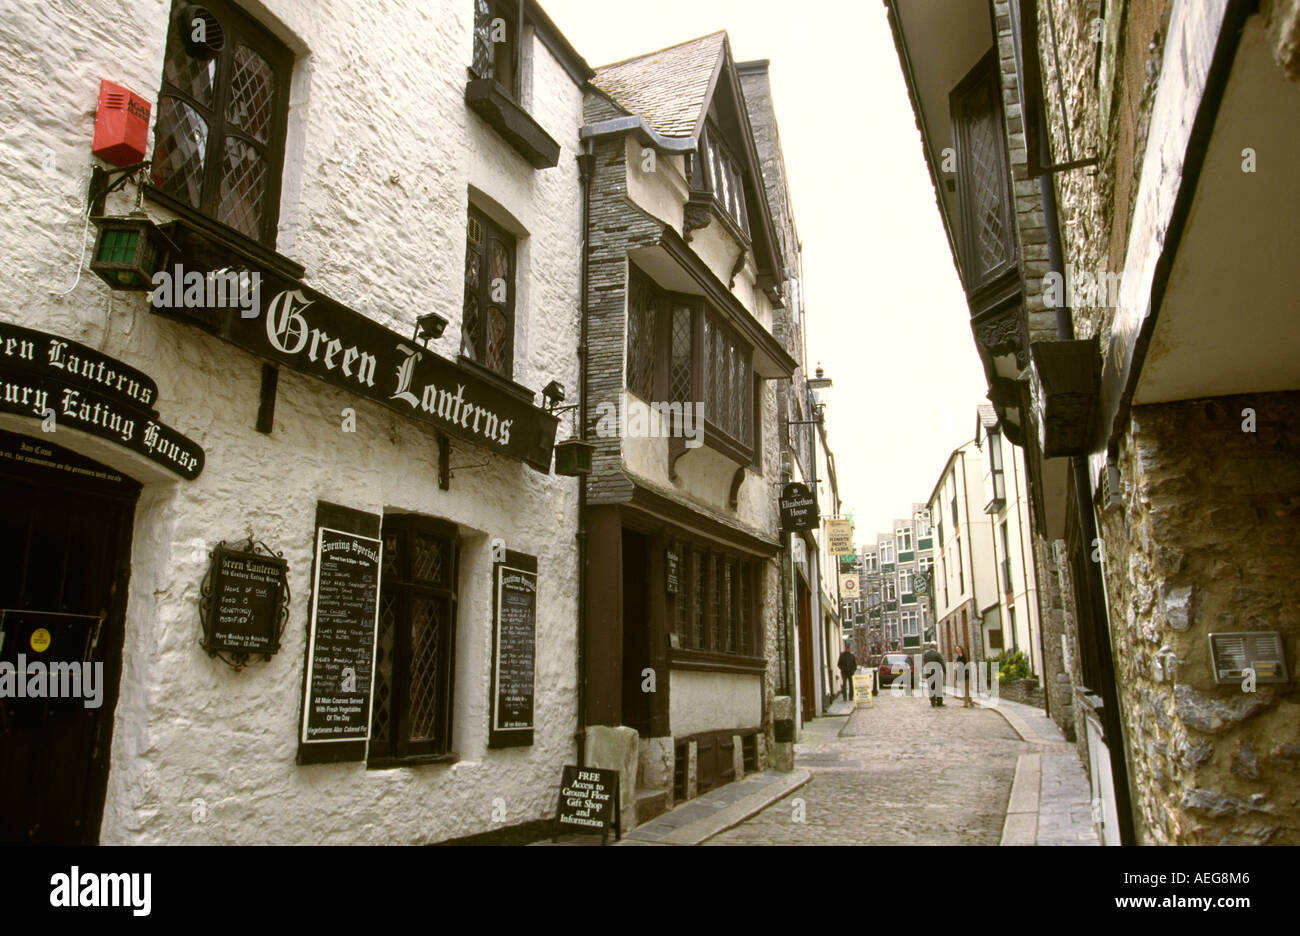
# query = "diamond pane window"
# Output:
<box><xmin>670</xmin><ymin>304</ymin><xmax>693</xmax><ymax>402</ymax></box>
<box><xmin>217</xmin><ymin>136</ymin><xmax>266</xmax><ymax>239</ymax></box>
<box><xmin>462</xmin><ymin>207</ymin><xmax>515</xmax><ymax>379</ymax></box>
<box><xmin>692</xmin><ymin>551</ymin><xmax>706</xmax><ymax>650</ymax></box>
<box><xmin>225</xmin><ymin>44</ymin><xmax>274</xmax><ymax>142</ymax></box>
<box><xmin>370</xmin><ymin>515</ymin><xmax>458</xmax><ymax>763</ymax></box>
<box><xmin>151</xmin><ymin>0</ymin><xmax>290</xmax><ymax>246</ymax></box>
<box><xmin>152</xmin><ymin>97</ymin><xmax>208</xmax><ymax>208</ymax></box>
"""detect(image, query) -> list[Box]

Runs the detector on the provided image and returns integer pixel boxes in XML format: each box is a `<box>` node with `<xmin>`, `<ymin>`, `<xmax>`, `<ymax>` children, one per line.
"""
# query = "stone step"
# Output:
<box><xmin>635</xmin><ymin>788</ymin><xmax>670</xmax><ymax>825</ymax></box>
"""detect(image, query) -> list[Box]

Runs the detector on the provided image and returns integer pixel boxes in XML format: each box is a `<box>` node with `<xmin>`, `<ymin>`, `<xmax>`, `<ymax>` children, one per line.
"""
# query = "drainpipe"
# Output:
<box><xmin>575</xmin><ymin>140</ymin><xmax>594</xmax><ymax>768</ymax></box>
<box><xmin>1036</xmin><ymin>88</ymin><xmax>1137</xmax><ymax>847</ymax></box>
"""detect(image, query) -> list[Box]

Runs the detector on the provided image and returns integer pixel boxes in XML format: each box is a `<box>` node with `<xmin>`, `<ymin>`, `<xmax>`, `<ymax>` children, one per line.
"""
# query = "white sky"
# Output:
<box><xmin>542</xmin><ymin>0</ymin><xmax>989</xmax><ymax>545</ymax></box>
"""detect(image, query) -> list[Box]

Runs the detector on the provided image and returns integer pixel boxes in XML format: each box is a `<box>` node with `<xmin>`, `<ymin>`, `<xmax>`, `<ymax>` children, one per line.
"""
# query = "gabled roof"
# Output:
<box><xmin>591</xmin><ymin>31</ymin><xmax>726</xmax><ymax>139</ymax></box>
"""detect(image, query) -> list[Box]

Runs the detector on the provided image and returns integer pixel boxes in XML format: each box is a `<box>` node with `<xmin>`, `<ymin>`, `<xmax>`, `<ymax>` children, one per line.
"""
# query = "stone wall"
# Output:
<box><xmin>1096</xmin><ymin>392</ymin><xmax>1300</xmax><ymax>845</ymax></box>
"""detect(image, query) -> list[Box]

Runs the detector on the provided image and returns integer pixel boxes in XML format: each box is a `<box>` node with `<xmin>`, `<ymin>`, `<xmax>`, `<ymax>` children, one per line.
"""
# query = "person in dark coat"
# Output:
<box><xmin>955</xmin><ymin>645</ymin><xmax>976</xmax><ymax>707</ymax></box>
<box><xmin>837</xmin><ymin>643</ymin><xmax>857</xmax><ymax>701</ymax></box>
<box><xmin>921</xmin><ymin>643</ymin><xmax>946</xmax><ymax>706</ymax></box>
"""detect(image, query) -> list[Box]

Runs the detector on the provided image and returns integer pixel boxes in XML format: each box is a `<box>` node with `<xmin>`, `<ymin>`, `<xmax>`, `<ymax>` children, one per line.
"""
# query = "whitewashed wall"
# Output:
<box><xmin>0</xmin><ymin>0</ymin><xmax>584</xmax><ymax>844</ymax></box>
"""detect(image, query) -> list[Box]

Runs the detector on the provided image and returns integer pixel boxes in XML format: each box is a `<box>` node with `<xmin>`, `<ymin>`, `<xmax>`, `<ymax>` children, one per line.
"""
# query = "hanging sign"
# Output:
<box><xmin>839</xmin><ymin>573</ymin><xmax>859</xmax><ymax>596</ymax></box>
<box><xmin>826</xmin><ymin>518</ymin><xmax>854</xmax><ymax>555</ymax></box>
<box><xmin>490</xmin><ymin>551</ymin><xmax>537</xmax><ymax>748</ymax></box>
<box><xmin>779</xmin><ymin>482</ymin><xmax>818</xmax><ymax>533</ymax></box>
<box><xmin>300</xmin><ymin>527</ymin><xmax>383</xmax><ymax>746</ymax></box>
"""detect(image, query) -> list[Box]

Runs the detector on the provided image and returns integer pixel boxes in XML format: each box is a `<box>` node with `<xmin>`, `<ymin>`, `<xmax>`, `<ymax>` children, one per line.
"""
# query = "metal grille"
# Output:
<box><xmin>226</xmin><ymin>44</ymin><xmax>274</xmax><ymax>142</ymax></box>
<box><xmin>152</xmin><ymin>97</ymin><xmax>208</xmax><ymax>208</ymax></box>
<box><xmin>217</xmin><ymin>136</ymin><xmax>266</xmax><ymax>239</ymax></box>
<box><xmin>737</xmin><ymin>565</ymin><xmax>748</xmax><ymax>656</ymax></box>
<box><xmin>372</xmin><ymin>591</ymin><xmax>397</xmax><ymax>743</ymax></box>
<box><xmin>406</xmin><ymin>596</ymin><xmax>443</xmax><ymax>741</ymax></box>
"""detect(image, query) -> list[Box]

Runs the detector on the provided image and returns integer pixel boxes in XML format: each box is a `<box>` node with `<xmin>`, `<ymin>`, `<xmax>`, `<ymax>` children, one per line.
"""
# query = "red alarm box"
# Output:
<box><xmin>91</xmin><ymin>79</ymin><xmax>152</xmax><ymax>167</ymax></box>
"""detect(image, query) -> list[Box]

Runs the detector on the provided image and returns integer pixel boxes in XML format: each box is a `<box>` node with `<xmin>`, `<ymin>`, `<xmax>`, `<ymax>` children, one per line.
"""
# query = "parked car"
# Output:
<box><xmin>876</xmin><ymin>653</ymin><xmax>913</xmax><ymax>686</ymax></box>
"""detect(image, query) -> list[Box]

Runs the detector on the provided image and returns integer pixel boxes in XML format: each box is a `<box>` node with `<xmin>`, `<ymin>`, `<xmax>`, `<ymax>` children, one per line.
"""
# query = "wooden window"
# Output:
<box><xmin>462</xmin><ymin>206</ymin><xmax>516</xmax><ymax>380</ymax></box>
<box><xmin>370</xmin><ymin>515</ymin><xmax>459</xmax><ymax>762</ymax></box>
<box><xmin>625</xmin><ymin>264</ymin><xmax>757</xmax><ymax>465</ymax></box>
<box><xmin>676</xmin><ymin>543</ymin><xmax>761</xmax><ymax>659</ymax></box>
<box><xmin>151</xmin><ymin>0</ymin><xmax>292</xmax><ymax>246</ymax></box>
<box><xmin>695</xmin><ymin>125</ymin><xmax>749</xmax><ymax>236</ymax></box>
<box><xmin>472</xmin><ymin>0</ymin><xmax>521</xmax><ymax>98</ymax></box>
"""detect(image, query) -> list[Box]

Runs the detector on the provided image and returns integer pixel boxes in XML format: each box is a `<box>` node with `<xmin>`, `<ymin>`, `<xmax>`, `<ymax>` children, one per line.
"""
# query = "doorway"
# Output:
<box><xmin>796</xmin><ymin>575</ymin><xmax>813</xmax><ymax>724</ymax></box>
<box><xmin>620</xmin><ymin>529</ymin><xmax>651</xmax><ymax>735</ymax></box>
<box><xmin>0</xmin><ymin>430</ymin><xmax>138</xmax><ymax>844</ymax></box>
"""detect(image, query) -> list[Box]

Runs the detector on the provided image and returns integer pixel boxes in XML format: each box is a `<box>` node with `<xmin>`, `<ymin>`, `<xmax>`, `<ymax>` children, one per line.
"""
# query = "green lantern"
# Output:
<box><xmin>553</xmin><ymin>438</ymin><xmax>594</xmax><ymax>476</ymax></box>
<box><xmin>89</xmin><ymin>212</ymin><xmax>169</xmax><ymax>290</ymax></box>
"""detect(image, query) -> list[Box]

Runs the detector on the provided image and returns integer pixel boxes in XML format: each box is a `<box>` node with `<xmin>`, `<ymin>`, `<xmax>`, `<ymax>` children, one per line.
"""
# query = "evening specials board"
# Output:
<box><xmin>205</xmin><ymin>546</ymin><xmax>287</xmax><ymax>655</ymax></box>
<box><xmin>490</xmin><ymin>553</ymin><xmax>537</xmax><ymax>747</ymax></box>
<box><xmin>300</xmin><ymin>527</ymin><xmax>383</xmax><ymax>744</ymax></box>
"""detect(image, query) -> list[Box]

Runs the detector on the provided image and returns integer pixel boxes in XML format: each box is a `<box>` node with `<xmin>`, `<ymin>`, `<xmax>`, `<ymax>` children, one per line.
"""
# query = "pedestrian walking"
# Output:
<box><xmin>837</xmin><ymin>643</ymin><xmax>857</xmax><ymax>701</ymax></box>
<box><xmin>956</xmin><ymin>645</ymin><xmax>976</xmax><ymax>707</ymax></box>
<box><xmin>921</xmin><ymin>642</ymin><xmax>945</xmax><ymax>706</ymax></box>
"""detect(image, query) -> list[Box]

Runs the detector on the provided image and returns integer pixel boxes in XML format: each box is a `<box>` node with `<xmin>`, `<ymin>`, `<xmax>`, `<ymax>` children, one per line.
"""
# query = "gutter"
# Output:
<box><xmin>575</xmin><ymin>140</ymin><xmax>595</xmax><ymax>767</ymax></box>
<box><xmin>579</xmin><ymin>116</ymin><xmax>697</xmax><ymax>154</ymax></box>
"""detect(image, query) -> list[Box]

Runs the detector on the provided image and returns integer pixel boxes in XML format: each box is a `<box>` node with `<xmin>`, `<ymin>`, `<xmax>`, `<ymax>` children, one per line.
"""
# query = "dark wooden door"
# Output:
<box><xmin>0</xmin><ymin>437</ymin><xmax>136</xmax><ymax>844</ymax></box>
<box><xmin>797</xmin><ymin>577</ymin><xmax>813</xmax><ymax>723</ymax></box>
<box><xmin>620</xmin><ymin>529</ymin><xmax>651</xmax><ymax>735</ymax></box>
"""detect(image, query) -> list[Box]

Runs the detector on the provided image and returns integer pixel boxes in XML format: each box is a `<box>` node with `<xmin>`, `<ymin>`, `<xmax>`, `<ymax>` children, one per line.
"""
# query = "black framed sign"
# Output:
<box><xmin>553</xmin><ymin>765</ymin><xmax>621</xmax><ymax>843</ymax></box>
<box><xmin>300</xmin><ymin>526</ymin><xmax>383</xmax><ymax>750</ymax></box>
<box><xmin>779</xmin><ymin>482</ymin><xmax>819</xmax><ymax>533</ymax></box>
<box><xmin>665</xmin><ymin>547</ymin><xmax>681</xmax><ymax>595</ymax></box>
<box><xmin>200</xmin><ymin>543</ymin><xmax>289</xmax><ymax>659</ymax></box>
<box><xmin>489</xmin><ymin>550</ymin><xmax>536</xmax><ymax>748</ymax></box>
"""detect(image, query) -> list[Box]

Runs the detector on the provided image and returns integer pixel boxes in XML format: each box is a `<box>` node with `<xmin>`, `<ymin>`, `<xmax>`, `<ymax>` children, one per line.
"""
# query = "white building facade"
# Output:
<box><xmin>0</xmin><ymin>0</ymin><xmax>589</xmax><ymax>845</ymax></box>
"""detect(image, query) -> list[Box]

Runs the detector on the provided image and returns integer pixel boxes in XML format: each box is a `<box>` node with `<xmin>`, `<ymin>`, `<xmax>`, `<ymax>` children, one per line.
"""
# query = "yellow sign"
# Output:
<box><xmin>853</xmin><ymin>673</ymin><xmax>873</xmax><ymax>707</ymax></box>
<box><xmin>826</xmin><ymin>518</ymin><xmax>854</xmax><ymax>556</ymax></box>
<box><xmin>30</xmin><ymin>627</ymin><xmax>51</xmax><ymax>653</ymax></box>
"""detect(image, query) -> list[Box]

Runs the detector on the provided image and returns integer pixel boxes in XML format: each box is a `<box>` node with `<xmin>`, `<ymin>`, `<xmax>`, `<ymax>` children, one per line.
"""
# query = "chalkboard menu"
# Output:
<box><xmin>553</xmin><ymin>765</ymin><xmax>621</xmax><ymax>842</ymax></box>
<box><xmin>490</xmin><ymin>551</ymin><xmax>537</xmax><ymax>748</ymax></box>
<box><xmin>202</xmin><ymin>545</ymin><xmax>288</xmax><ymax>657</ymax></box>
<box><xmin>300</xmin><ymin>527</ymin><xmax>383</xmax><ymax>745</ymax></box>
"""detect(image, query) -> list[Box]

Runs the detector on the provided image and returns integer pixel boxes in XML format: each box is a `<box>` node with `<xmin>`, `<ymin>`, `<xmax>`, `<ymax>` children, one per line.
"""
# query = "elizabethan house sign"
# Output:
<box><xmin>779</xmin><ymin>482</ymin><xmax>819</xmax><ymax>533</ymax></box>
<box><xmin>153</xmin><ymin>222</ymin><xmax>558</xmax><ymax>471</ymax></box>
<box><xmin>0</xmin><ymin>319</ymin><xmax>204</xmax><ymax>479</ymax></box>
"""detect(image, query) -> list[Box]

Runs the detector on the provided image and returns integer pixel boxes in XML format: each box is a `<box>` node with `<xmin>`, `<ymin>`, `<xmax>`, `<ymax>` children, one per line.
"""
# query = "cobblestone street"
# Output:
<box><xmin>707</xmin><ymin>690</ymin><xmax>1079</xmax><ymax>846</ymax></box>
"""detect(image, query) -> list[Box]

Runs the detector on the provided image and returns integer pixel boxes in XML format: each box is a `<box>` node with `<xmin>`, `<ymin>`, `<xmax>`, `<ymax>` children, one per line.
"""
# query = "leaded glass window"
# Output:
<box><xmin>369</xmin><ymin>515</ymin><xmax>459</xmax><ymax>763</ymax></box>
<box><xmin>151</xmin><ymin>0</ymin><xmax>291</xmax><ymax>246</ymax></box>
<box><xmin>462</xmin><ymin>206</ymin><xmax>515</xmax><ymax>380</ymax></box>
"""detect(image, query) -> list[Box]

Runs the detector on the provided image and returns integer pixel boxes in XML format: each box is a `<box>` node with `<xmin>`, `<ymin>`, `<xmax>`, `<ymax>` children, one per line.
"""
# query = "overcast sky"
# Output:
<box><xmin>543</xmin><ymin>0</ymin><xmax>989</xmax><ymax>545</ymax></box>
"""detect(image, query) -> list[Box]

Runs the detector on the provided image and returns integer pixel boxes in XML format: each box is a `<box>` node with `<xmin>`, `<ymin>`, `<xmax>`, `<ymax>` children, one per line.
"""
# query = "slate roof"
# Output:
<box><xmin>591</xmin><ymin>31</ymin><xmax>727</xmax><ymax>139</ymax></box>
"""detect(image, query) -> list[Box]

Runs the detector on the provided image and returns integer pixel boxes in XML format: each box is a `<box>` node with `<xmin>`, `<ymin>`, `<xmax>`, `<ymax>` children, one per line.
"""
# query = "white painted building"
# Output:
<box><xmin>0</xmin><ymin>0</ymin><xmax>589</xmax><ymax>844</ymax></box>
<box><xmin>927</xmin><ymin>407</ymin><xmax>1041</xmax><ymax>675</ymax></box>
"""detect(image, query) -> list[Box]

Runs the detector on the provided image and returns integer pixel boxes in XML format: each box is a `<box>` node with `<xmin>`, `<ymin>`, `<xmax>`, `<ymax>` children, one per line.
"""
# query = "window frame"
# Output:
<box><xmin>672</xmin><ymin>540</ymin><xmax>762</xmax><ymax>661</ymax></box>
<box><xmin>472</xmin><ymin>0</ymin><xmax>525</xmax><ymax>101</ymax></box>
<box><xmin>461</xmin><ymin>204</ymin><xmax>517</xmax><ymax>381</ymax></box>
<box><xmin>369</xmin><ymin>514</ymin><xmax>460</xmax><ymax>766</ymax></box>
<box><xmin>625</xmin><ymin>263</ymin><xmax>757</xmax><ymax>466</ymax></box>
<box><xmin>149</xmin><ymin>0</ymin><xmax>292</xmax><ymax>249</ymax></box>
